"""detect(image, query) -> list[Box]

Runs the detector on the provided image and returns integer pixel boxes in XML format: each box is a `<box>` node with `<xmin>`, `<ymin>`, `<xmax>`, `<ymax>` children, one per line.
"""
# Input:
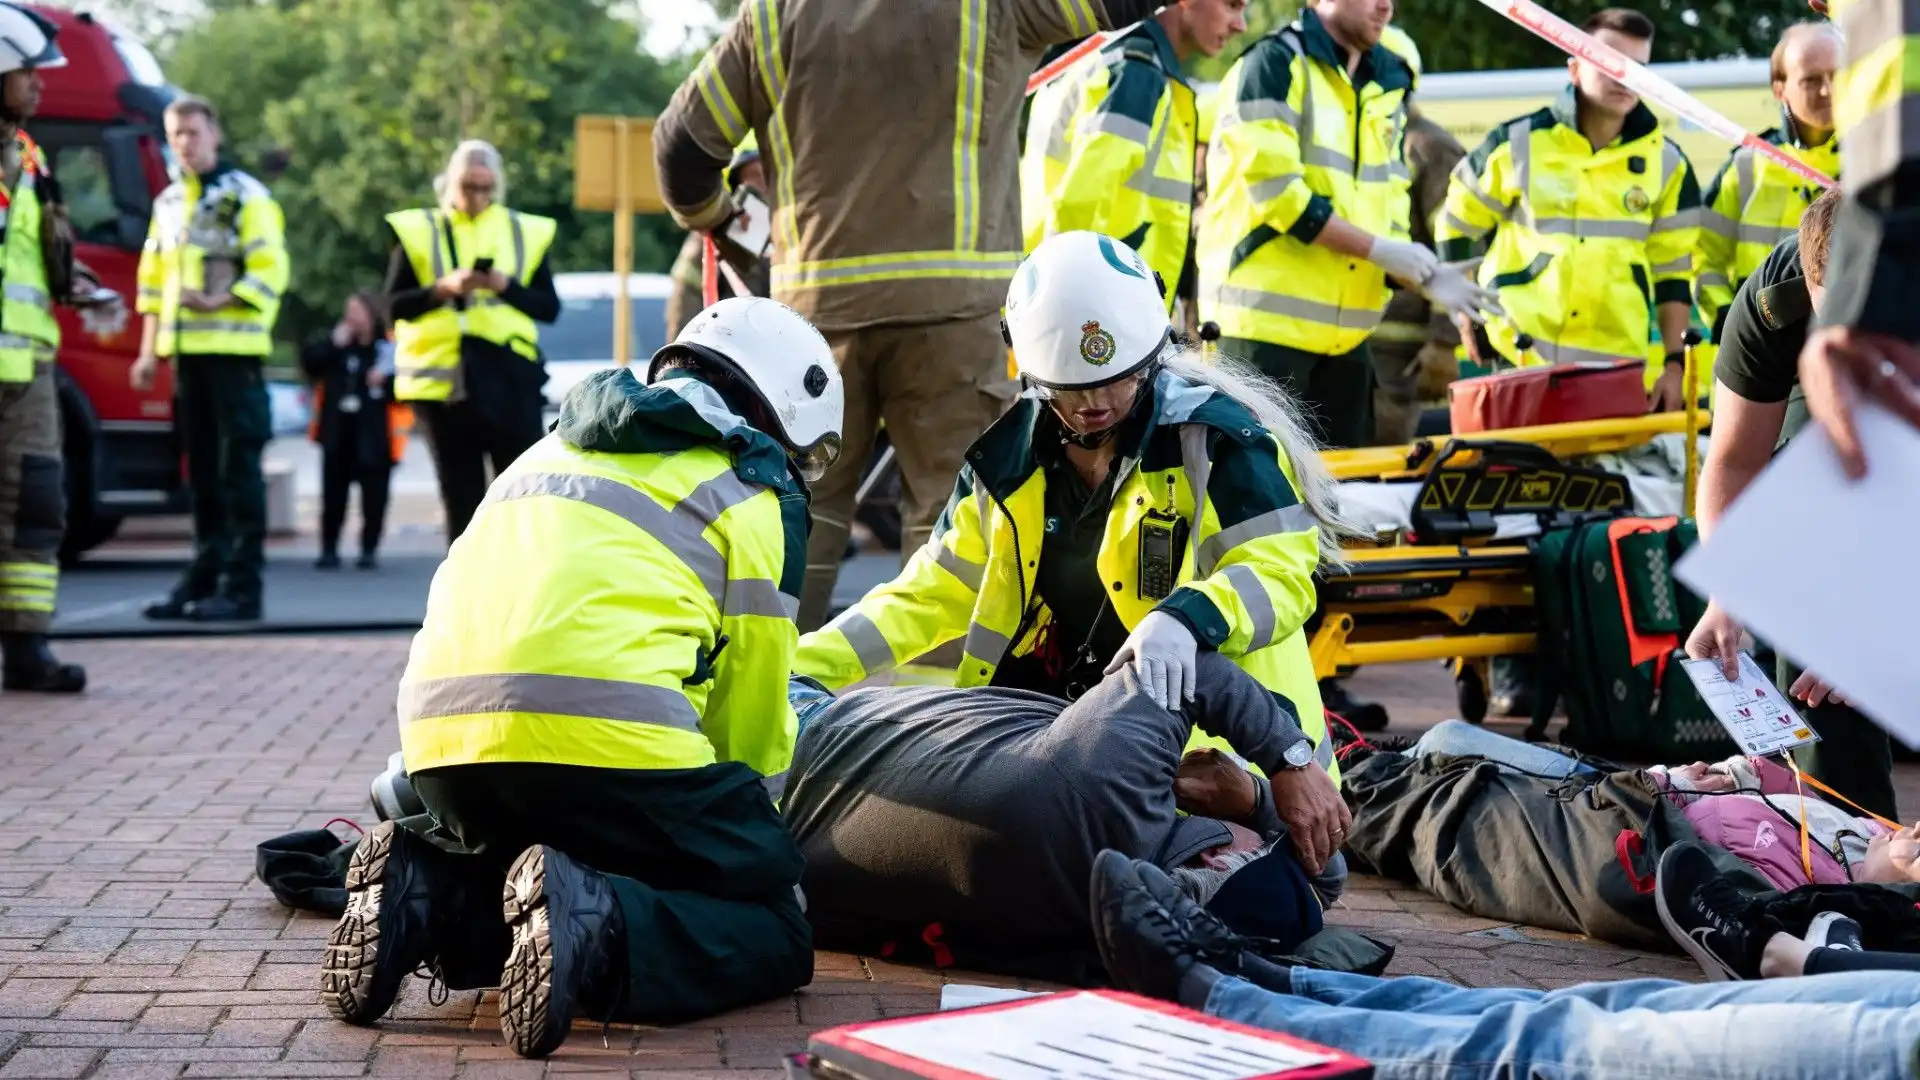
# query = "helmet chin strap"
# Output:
<box><xmin>1049</xmin><ymin>363</ymin><xmax>1158</xmax><ymax>451</ymax></box>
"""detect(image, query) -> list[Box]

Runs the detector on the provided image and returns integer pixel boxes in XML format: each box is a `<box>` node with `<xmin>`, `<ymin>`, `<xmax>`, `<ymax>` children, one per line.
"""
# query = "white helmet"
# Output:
<box><xmin>1003</xmin><ymin>231</ymin><xmax>1171</xmax><ymax>395</ymax></box>
<box><xmin>648</xmin><ymin>296</ymin><xmax>844</xmax><ymax>481</ymax></box>
<box><xmin>0</xmin><ymin>3</ymin><xmax>65</xmax><ymax>76</ymax></box>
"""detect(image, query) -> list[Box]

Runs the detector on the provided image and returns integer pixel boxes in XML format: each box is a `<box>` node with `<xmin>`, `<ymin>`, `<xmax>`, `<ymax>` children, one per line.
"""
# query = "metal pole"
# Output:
<box><xmin>1682</xmin><ymin>329</ymin><xmax>1702</xmax><ymax>517</ymax></box>
<box><xmin>613</xmin><ymin>117</ymin><xmax>634</xmax><ymax>367</ymax></box>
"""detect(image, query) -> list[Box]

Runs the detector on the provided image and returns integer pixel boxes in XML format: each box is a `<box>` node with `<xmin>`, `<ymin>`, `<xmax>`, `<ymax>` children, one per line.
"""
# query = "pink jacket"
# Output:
<box><xmin>1651</xmin><ymin>757</ymin><xmax>1890</xmax><ymax>891</ymax></box>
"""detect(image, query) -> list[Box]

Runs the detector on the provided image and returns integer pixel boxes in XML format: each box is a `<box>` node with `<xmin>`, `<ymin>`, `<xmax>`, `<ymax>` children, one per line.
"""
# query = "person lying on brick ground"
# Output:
<box><xmin>1090</xmin><ymin>849</ymin><xmax>1920</xmax><ymax>1080</ymax></box>
<box><xmin>776</xmin><ymin>651</ymin><xmax>1390</xmax><ymax>983</ymax></box>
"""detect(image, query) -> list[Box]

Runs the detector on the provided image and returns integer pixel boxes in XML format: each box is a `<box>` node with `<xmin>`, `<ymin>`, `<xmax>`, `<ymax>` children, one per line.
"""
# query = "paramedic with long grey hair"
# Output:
<box><xmin>797</xmin><ymin>229</ymin><xmax>1354</xmax><ymax>878</ymax></box>
<box><xmin>383</xmin><ymin>139</ymin><xmax>561</xmax><ymax>543</ymax></box>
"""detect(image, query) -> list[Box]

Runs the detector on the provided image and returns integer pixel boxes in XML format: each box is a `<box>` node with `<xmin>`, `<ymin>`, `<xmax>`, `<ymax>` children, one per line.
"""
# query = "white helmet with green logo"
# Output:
<box><xmin>1002</xmin><ymin>231</ymin><xmax>1171</xmax><ymax>395</ymax></box>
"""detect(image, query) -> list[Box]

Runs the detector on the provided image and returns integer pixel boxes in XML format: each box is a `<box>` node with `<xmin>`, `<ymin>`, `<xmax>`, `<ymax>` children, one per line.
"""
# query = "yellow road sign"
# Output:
<box><xmin>573</xmin><ymin>114</ymin><xmax>665</xmax><ymax>214</ymax></box>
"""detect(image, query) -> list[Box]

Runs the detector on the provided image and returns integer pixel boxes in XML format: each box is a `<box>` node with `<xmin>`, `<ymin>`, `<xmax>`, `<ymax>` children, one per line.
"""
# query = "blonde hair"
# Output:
<box><xmin>433</xmin><ymin>139</ymin><xmax>507</xmax><ymax>211</ymax></box>
<box><xmin>1160</xmin><ymin>347</ymin><xmax>1361</xmax><ymax>571</ymax></box>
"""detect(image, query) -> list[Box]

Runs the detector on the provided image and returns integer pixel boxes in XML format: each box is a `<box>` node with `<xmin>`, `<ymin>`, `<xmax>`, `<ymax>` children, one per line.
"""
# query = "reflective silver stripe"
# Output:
<box><xmin>1041</xmin><ymin>69</ymin><xmax>1089</xmax><ymax>160</ymax></box>
<box><xmin>1527</xmin><ymin>217</ymin><xmax>1650</xmax><ymax>241</ymax></box>
<box><xmin>834</xmin><ymin>610</ymin><xmax>895</xmax><ymax>672</ymax></box>
<box><xmin>1530</xmin><ymin>338</ymin><xmax>1633</xmax><ymax>365</ymax></box>
<box><xmin>137</xmin><ymin>286</ymin><xmax>163</xmax><ymax>300</ymax></box>
<box><xmin>1123</xmin><ymin>108</ymin><xmax>1188</xmax><ymax>203</ymax></box>
<box><xmin>1313</xmin><ymin>731</ymin><xmax>1336</xmax><ymax>770</ymax></box>
<box><xmin>1654</xmin><ymin>207</ymin><xmax>1703</xmax><ymax>232</ymax></box>
<box><xmin>1301</xmin><ymin>145</ymin><xmax>1353</xmax><ymax>172</ymax></box>
<box><xmin>1846</xmin><ymin>95</ymin><xmax>1920</xmax><ymax>193</ymax></box>
<box><xmin>396</xmin><ymin>366</ymin><xmax>458</xmax><ymax>383</ymax></box>
<box><xmin>1248</xmin><ymin>173</ymin><xmax>1304</xmax><ymax>204</ymax></box>
<box><xmin>723</xmin><ymin>578</ymin><xmax>799</xmax><ymax>621</ymax></box>
<box><xmin>1701</xmin><ymin>209</ymin><xmax>1739</xmax><ymax>238</ymax></box>
<box><xmin>244</xmin><ymin>238</ymin><xmax>270</xmax><ymax>256</ymax></box>
<box><xmin>483</xmin><ymin>471</ymin><xmax>764</xmax><ymax>607</ymax></box>
<box><xmin>1179</xmin><ymin>424</ymin><xmax>1211</xmax><ymax>577</ymax></box>
<box><xmin>426</xmin><ymin>211</ymin><xmax>447</xmax><ymax>279</ymax></box>
<box><xmin>2</xmin><ymin>284</ymin><xmax>46</xmax><ymax>306</ymax></box>
<box><xmin>1735</xmin><ymin>222</ymin><xmax>1795</xmax><ymax>248</ymax></box>
<box><xmin>1731</xmin><ymin>147</ymin><xmax>1756</xmax><ymax>215</ymax></box>
<box><xmin>1651</xmin><ymin>256</ymin><xmax>1690</xmax><ymax>275</ymax></box>
<box><xmin>1083</xmin><ymin>111</ymin><xmax>1151</xmax><ymax>144</ymax></box>
<box><xmin>971</xmin><ymin>474</ymin><xmax>992</xmax><ymax>537</ymax></box>
<box><xmin>1439</xmin><ymin>210</ymin><xmax>1487</xmax><ymax>240</ymax></box>
<box><xmin>1198</xmin><ymin>505</ymin><xmax>1317</xmax><ymax>578</ymax></box>
<box><xmin>399</xmin><ymin>672</ymin><xmax>702</xmax><ymax>730</ymax></box>
<box><xmin>1450</xmin><ymin>157</ymin><xmax>1508</xmax><ymax>220</ymax></box>
<box><xmin>925</xmin><ymin>538</ymin><xmax>985</xmax><ymax>591</ymax></box>
<box><xmin>1662</xmin><ymin>138</ymin><xmax>1687</xmax><ymax>195</ymax></box>
<box><xmin>1509</xmin><ymin>118</ymin><xmax>1533</xmax><ymax>202</ymax></box>
<box><xmin>233</xmin><ymin>276</ymin><xmax>278</xmax><ymax>301</ymax></box>
<box><xmin>174</xmin><ymin>319</ymin><xmax>269</xmax><ymax>335</ymax></box>
<box><xmin>772</xmin><ymin>253</ymin><xmax>1022</xmax><ymax>287</ymax></box>
<box><xmin>0</xmin><ymin>331</ymin><xmax>36</xmax><ymax>351</ymax></box>
<box><xmin>1220</xmin><ymin>563</ymin><xmax>1276</xmax><ymax>651</ymax></box>
<box><xmin>509</xmin><ymin>211</ymin><xmax>527</xmax><ymax>277</ymax></box>
<box><xmin>1357</xmin><ymin>161</ymin><xmax>1395</xmax><ymax>182</ymax></box>
<box><xmin>964</xmin><ymin>621</ymin><xmax>1011</xmax><ymax>662</ymax></box>
<box><xmin>1697</xmin><ymin>271</ymin><xmax>1732</xmax><ymax>294</ymax></box>
<box><xmin>1230</xmin><ymin>98</ymin><xmax>1301</xmax><ymax>129</ymax></box>
<box><xmin>1212</xmin><ymin>285</ymin><xmax>1385</xmax><ymax>331</ymax></box>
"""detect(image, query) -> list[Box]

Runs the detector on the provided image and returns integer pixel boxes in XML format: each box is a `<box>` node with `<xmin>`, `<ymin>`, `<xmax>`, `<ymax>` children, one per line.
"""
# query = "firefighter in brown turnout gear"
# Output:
<box><xmin>652</xmin><ymin>0</ymin><xmax>1162</xmax><ymax>636</ymax></box>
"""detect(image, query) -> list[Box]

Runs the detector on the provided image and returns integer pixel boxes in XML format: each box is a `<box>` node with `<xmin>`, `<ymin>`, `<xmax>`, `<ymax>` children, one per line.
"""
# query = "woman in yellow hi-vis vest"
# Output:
<box><xmin>383</xmin><ymin>140</ymin><xmax>560</xmax><ymax>544</ymax></box>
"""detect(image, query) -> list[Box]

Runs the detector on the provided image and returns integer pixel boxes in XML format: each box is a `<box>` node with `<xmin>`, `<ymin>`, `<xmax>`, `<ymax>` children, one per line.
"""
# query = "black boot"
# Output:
<box><xmin>1088</xmin><ymin>851</ymin><xmax>1296</xmax><ymax>1005</ymax></box>
<box><xmin>142</xmin><ymin>590</ymin><xmax>206</xmax><ymax>621</ymax></box>
<box><xmin>321</xmin><ymin>821</ymin><xmax>459</xmax><ymax>1025</ymax></box>
<box><xmin>1321</xmin><ymin>678</ymin><xmax>1390</xmax><ymax>732</ymax></box>
<box><xmin>500</xmin><ymin>845</ymin><xmax>623</xmax><ymax>1059</ymax></box>
<box><xmin>186</xmin><ymin>594</ymin><xmax>262</xmax><ymax>622</ymax></box>
<box><xmin>1</xmin><ymin>634</ymin><xmax>86</xmax><ymax>693</ymax></box>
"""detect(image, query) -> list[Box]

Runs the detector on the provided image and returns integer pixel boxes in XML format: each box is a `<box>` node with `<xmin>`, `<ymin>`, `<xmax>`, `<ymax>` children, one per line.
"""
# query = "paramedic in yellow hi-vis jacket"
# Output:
<box><xmin>131</xmin><ymin>95</ymin><xmax>289</xmax><ymax>623</ymax></box>
<box><xmin>1696</xmin><ymin>21</ymin><xmax>1841</xmax><ymax>341</ymax></box>
<box><xmin>1198</xmin><ymin>0</ymin><xmax>1498</xmax><ymax>451</ymax></box>
<box><xmin>797</xmin><ymin>231</ymin><xmax>1360</xmax><ymax>887</ymax></box>
<box><xmin>321</xmin><ymin>297</ymin><xmax>843</xmax><ymax>1060</ymax></box>
<box><xmin>1020</xmin><ymin>0</ymin><xmax>1252</xmax><ymax>308</ymax></box>
<box><xmin>1437</xmin><ymin>8</ymin><xmax>1701</xmax><ymax>411</ymax></box>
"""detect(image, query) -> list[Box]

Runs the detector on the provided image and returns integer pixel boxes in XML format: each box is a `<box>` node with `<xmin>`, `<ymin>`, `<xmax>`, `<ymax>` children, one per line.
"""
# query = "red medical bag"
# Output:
<box><xmin>1448</xmin><ymin>360</ymin><xmax>1647</xmax><ymax>433</ymax></box>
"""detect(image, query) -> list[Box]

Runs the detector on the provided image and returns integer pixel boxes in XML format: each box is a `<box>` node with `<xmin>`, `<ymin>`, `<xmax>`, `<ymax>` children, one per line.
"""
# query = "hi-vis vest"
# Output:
<box><xmin>1021</xmin><ymin>21</ymin><xmax>1197</xmax><ymax>310</ymax></box>
<box><xmin>1696</xmin><ymin>116</ymin><xmax>1839</xmax><ymax>337</ymax></box>
<box><xmin>0</xmin><ymin>131</ymin><xmax>58</xmax><ymax>385</ymax></box>
<box><xmin>794</xmin><ymin>370</ymin><xmax>1342</xmax><ymax>785</ymax></box>
<box><xmin>1437</xmin><ymin>89</ymin><xmax>1702</xmax><ymax>368</ymax></box>
<box><xmin>398</xmin><ymin>413</ymin><xmax>804</xmax><ymax>791</ymax></box>
<box><xmin>1197</xmin><ymin>13</ymin><xmax>1414</xmax><ymax>356</ymax></box>
<box><xmin>386</xmin><ymin>204</ymin><xmax>557</xmax><ymax>402</ymax></box>
<box><xmin>135</xmin><ymin>167</ymin><xmax>287</xmax><ymax>358</ymax></box>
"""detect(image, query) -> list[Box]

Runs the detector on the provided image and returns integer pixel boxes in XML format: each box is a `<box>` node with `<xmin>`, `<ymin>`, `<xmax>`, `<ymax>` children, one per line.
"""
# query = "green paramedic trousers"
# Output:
<box><xmin>411</xmin><ymin>759</ymin><xmax>814</xmax><ymax>1024</ymax></box>
<box><xmin>173</xmin><ymin>354</ymin><xmax>272</xmax><ymax>604</ymax></box>
<box><xmin>0</xmin><ymin>352</ymin><xmax>61</xmax><ymax>632</ymax></box>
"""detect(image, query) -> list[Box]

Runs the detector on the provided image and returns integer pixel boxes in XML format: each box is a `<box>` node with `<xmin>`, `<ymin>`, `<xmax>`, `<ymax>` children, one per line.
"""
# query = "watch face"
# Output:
<box><xmin>1285</xmin><ymin>741</ymin><xmax>1314</xmax><ymax>767</ymax></box>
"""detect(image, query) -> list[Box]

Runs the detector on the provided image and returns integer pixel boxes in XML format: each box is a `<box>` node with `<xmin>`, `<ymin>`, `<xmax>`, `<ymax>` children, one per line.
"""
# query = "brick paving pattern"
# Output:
<box><xmin>0</xmin><ymin>636</ymin><xmax>1913</xmax><ymax>1078</ymax></box>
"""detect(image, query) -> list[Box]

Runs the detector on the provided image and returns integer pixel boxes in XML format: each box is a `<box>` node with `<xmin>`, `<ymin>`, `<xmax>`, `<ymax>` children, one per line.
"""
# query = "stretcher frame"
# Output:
<box><xmin>1309</xmin><ymin>344</ymin><xmax>1711</xmax><ymax>722</ymax></box>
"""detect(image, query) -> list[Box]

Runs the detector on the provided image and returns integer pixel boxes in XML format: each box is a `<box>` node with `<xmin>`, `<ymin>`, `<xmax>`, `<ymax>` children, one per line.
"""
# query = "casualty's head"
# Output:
<box><xmin>437</xmin><ymin>139</ymin><xmax>505</xmax><ymax>218</ymax></box>
<box><xmin>164</xmin><ymin>96</ymin><xmax>223</xmax><ymax>177</ymax></box>
<box><xmin>1798</xmin><ymin>184</ymin><xmax>1840</xmax><ymax>313</ymax></box>
<box><xmin>647</xmin><ymin>296</ymin><xmax>845</xmax><ymax>483</ymax></box>
<box><xmin>1313</xmin><ymin>0</ymin><xmax>1393</xmax><ymax>52</ymax></box>
<box><xmin>1772</xmin><ymin>21</ymin><xmax>1841</xmax><ymax>137</ymax></box>
<box><xmin>1570</xmin><ymin>8</ymin><xmax>1654</xmax><ymax>120</ymax></box>
<box><xmin>1160</xmin><ymin>0</ymin><xmax>1251</xmax><ymax>60</ymax></box>
<box><xmin>1003</xmin><ymin>231</ymin><xmax>1172</xmax><ymax>448</ymax></box>
<box><xmin>0</xmin><ymin>2</ymin><xmax>61</xmax><ymax>125</ymax></box>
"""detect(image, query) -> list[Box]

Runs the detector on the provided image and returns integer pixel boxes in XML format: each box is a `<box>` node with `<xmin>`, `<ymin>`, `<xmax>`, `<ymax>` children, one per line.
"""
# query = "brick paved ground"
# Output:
<box><xmin>1</xmin><ymin>637</ymin><xmax>1914</xmax><ymax>1078</ymax></box>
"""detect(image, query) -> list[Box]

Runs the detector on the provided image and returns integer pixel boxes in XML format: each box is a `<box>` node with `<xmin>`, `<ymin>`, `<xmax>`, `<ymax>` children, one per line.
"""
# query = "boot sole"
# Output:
<box><xmin>500</xmin><ymin>846</ymin><xmax>564</xmax><ymax>1059</ymax></box>
<box><xmin>321</xmin><ymin>822</ymin><xmax>398</xmax><ymax>1023</ymax></box>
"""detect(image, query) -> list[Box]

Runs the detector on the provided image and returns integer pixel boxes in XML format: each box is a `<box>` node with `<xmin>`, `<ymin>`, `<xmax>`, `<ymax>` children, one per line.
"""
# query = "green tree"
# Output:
<box><xmin>1394</xmin><ymin>0</ymin><xmax>1815</xmax><ymax>72</ymax></box>
<box><xmin>162</xmin><ymin>0</ymin><xmax>690</xmax><ymax>349</ymax></box>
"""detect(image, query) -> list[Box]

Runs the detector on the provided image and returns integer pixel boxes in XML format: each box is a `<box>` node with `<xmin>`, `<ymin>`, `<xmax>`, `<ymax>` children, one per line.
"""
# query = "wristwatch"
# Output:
<box><xmin>1664</xmin><ymin>350</ymin><xmax>1687</xmax><ymax>369</ymax></box>
<box><xmin>1283</xmin><ymin>738</ymin><xmax>1315</xmax><ymax>770</ymax></box>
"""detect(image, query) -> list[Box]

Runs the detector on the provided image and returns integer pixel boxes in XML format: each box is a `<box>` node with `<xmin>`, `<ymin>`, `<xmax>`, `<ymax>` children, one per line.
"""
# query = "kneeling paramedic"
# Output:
<box><xmin>320</xmin><ymin>297</ymin><xmax>844</xmax><ymax>1059</ymax></box>
<box><xmin>797</xmin><ymin>230</ymin><xmax>1355</xmax><ymax>797</ymax></box>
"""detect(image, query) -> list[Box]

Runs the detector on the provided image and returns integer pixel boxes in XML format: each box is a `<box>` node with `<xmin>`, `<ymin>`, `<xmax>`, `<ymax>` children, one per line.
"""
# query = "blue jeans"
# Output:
<box><xmin>1411</xmin><ymin>719</ymin><xmax>1601</xmax><ymax>780</ymax></box>
<box><xmin>1207</xmin><ymin>968</ymin><xmax>1920</xmax><ymax>1079</ymax></box>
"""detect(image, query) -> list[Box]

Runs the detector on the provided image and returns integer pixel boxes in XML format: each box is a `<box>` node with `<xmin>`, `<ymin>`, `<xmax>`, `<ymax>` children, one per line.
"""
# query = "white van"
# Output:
<box><xmin>542</xmin><ymin>271</ymin><xmax>677</xmax><ymax>413</ymax></box>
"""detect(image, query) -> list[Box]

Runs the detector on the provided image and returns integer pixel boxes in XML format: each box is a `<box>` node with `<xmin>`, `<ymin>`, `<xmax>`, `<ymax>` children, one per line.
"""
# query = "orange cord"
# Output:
<box><xmin>1782</xmin><ymin>754</ymin><xmax>1900</xmax><ymax>884</ymax></box>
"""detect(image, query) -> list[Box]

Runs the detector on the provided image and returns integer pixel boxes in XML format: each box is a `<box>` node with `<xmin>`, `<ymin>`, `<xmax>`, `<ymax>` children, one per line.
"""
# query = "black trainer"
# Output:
<box><xmin>321</xmin><ymin>821</ymin><xmax>455</xmax><ymax>1024</ymax></box>
<box><xmin>1654</xmin><ymin>842</ymin><xmax>1760</xmax><ymax>981</ymax></box>
<box><xmin>499</xmin><ymin>845</ymin><xmax>621</xmax><ymax>1060</ymax></box>
<box><xmin>1806</xmin><ymin>910</ymin><xmax>1863</xmax><ymax>952</ymax></box>
<box><xmin>1131</xmin><ymin>858</ymin><xmax>1298</xmax><ymax>994</ymax></box>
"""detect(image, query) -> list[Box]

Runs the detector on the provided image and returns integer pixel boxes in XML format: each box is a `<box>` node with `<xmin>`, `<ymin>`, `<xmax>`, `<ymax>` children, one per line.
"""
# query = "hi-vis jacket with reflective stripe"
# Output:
<box><xmin>1196</xmin><ymin>12</ymin><xmax>1415</xmax><ymax>356</ymax></box>
<box><xmin>385</xmin><ymin>204</ymin><xmax>558</xmax><ymax>403</ymax></box>
<box><xmin>1815</xmin><ymin>0</ymin><xmax>1918</xmax><ymax>340</ymax></box>
<box><xmin>398</xmin><ymin>368</ymin><xmax>811</xmax><ymax>793</ymax></box>
<box><xmin>1695</xmin><ymin>114</ymin><xmax>1839</xmax><ymax>338</ymax></box>
<box><xmin>794</xmin><ymin>369</ymin><xmax>1341</xmax><ymax>785</ymax></box>
<box><xmin>0</xmin><ymin>131</ymin><xmax>59</xmax><ymax>385</ymax></box>
<box><xmin>135</xmin><ymin>165</ymin><xmax>287</xmax><ymax>359</ymax></box>
<box><xmin>1020</xmin><ymin>20</ymin><xmax>1197</xmax><ymax>310</ymax></box>
<box><xmin>1437</xmin><ymin>88</ymin><xmax>1702</xmax><ymax>368</ymax></box>
<box><xmin>650</xmin><ymin>0</ymin><xmax>1157</xmax><ymax>332</ymax></box>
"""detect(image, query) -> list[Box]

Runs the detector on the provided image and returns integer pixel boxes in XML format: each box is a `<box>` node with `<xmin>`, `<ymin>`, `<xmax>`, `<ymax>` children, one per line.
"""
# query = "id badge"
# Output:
<box><xmin>338</xmin><ymin>393</ymin><xmax>362</xmax><ymax>414</ymax></box>
<box><xmin>1138</xmin><ymin>511</ymin><xmax>1178</xmax><ymax>600</ymax></box>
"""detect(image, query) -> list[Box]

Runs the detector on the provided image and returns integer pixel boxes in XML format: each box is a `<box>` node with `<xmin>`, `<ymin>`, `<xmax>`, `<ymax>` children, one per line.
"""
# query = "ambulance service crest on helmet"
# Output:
<box><xmin>1080</xmin><ymin>320</ymin><xmax>1117</xmax><ymax>365</ymax></box>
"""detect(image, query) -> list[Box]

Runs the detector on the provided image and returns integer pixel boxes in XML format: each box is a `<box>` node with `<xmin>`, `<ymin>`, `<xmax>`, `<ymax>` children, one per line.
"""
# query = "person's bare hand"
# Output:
<box><xmin>1798</xmin><ymin>325</ymin><xmax>1920</xmax><ymax>479</ymax></box>
<box><xmin>366</xmin><ymin>366</ymin><xmax>388</xmax><ymax>389</ymax></box>
<box><xmin>433</xmin><ymin>270</ymin><xmax>473</xmax><ymax>300</ymax></box>
<box><xmin>1789</xmin><ymin>670</ymin><xmax>1848</xmax><ymax>708</ymax></box>
<box><xmin>130</xmin><ymin>353</ymin><xmax>161</xmax><ymax>392</ymax></box>
<box><xmin>1685</xmin><ymin>601</ymin><xmax>1745</xmax><ymax>681</ymax></box>
<box><xmin>476</xmin><ymin>269</ymin><xmax>509</xmax><ymax>294</ymax></box>
<box><xmin>1648</xmin><ymin>365</ymin><xmax>1686</xmax><ymax>413</ymax></box>
<box><xmin>1270</xmin><ymin>761</ymin><xmax>1352</xmax><ymax>875</ymax></box>
<box><xmin>1458</xmin><ymin>314</ymin><xmax>1484</xmax><ymax>365</ymax></box>
<box><xmin>1174</xmin><ymin>749</ymin><xmax>1257</xmax><ymax>824</ymax></box>
<box><xmin>178</xmin><ymin>289</ymin><xmax>229</xmax><ymax>314</ymax></box>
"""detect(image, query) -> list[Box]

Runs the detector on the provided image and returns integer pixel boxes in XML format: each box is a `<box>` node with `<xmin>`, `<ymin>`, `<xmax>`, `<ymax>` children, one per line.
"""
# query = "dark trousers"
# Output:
<box><xmin>412</xmin><ymin>759</ymin><xmax>814</xmax><ymax>1025</ymax></box>
<box><xmin>415</xmin><ymin>399</ymin><xmax>543</xmax><ymax>544</ymax></box>
<box><xmin>319</xmin><ymin>451</ymin><xmax>391</xmax><ymax>558</ymax></box>
<box><xmin>174</xmin><ymin>354</ymin><xmax>271</xmax><ymax>603</ymax></box>
<box><xmin>1219</xmin><ymin>337</ymin><xmax>1376</xmax><ymax>450</ymax></box>
<box><xmin>1769</xmin><ymin>651</ymin><xmax>1899</xmax><ymax>821</ymax></box>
